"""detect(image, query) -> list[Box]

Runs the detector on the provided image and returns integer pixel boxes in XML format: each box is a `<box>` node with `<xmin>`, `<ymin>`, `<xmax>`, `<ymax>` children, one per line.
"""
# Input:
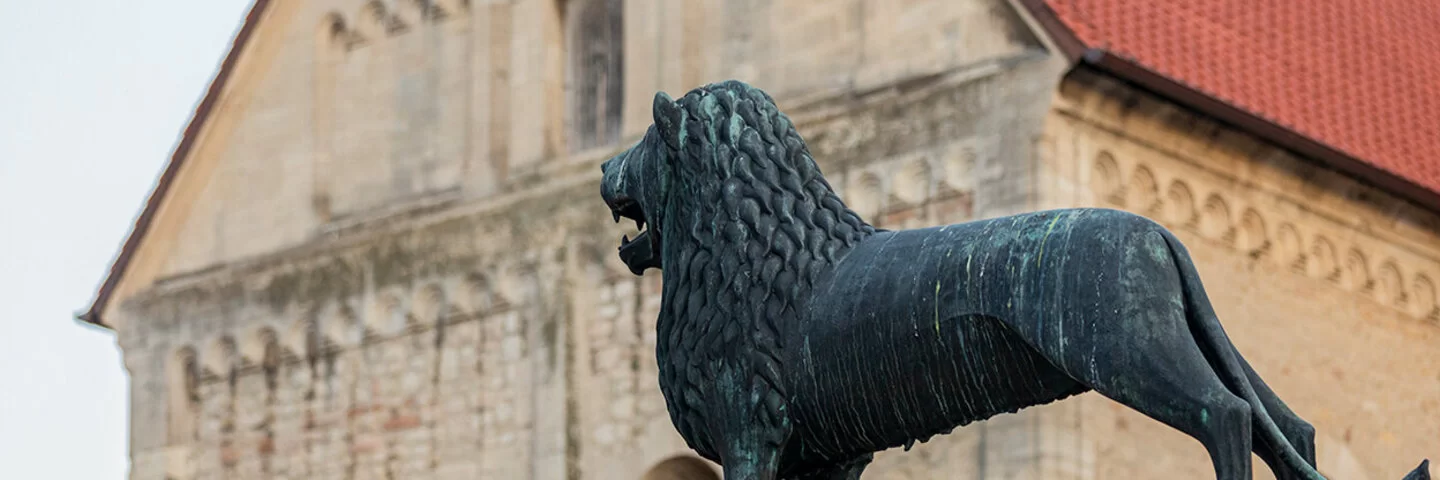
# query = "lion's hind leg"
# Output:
<box><xmin>1065</xmin><ymin>307</ymin><xmax>1256</xmax><ymax>480</ymax></box>
<box><xmin>1047</xmin><ymin>227</ymin><xmax>1255</xmax><ymax>479</ymax></box>
<box><xmin>1237</xmin><ymin>350</ymin><xmax>1318</xmax><ymax>478</ymax></box>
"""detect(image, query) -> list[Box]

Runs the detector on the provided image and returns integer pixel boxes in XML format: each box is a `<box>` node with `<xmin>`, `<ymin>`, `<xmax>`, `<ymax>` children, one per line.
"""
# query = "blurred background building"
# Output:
<box><xmin>78</xmin><ymin>0</ymin><xmax>1439</xmax><ymax>479</ymax></box>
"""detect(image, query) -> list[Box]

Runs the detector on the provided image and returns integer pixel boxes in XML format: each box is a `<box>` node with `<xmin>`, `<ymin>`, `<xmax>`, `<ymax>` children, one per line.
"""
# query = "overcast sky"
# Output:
<box><xmin>0</xmin><ymin>1</ymin><xmax>253</xmax><ymax>477</ymax></box>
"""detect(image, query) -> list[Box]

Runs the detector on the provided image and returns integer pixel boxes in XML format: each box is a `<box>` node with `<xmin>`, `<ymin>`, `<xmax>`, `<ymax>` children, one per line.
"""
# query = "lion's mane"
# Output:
<box><xmin>654</xmin><ymin>81</ymin><xmax>878</xmax><ymax>457</ymax></box>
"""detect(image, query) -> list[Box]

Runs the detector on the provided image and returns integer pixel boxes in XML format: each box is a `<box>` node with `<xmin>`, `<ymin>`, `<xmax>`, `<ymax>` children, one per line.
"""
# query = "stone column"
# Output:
<box><xmin>966</xmin><ymin>58</ymin><xmax>1063</xmax><ymax>221</ymax></box>
<box><xmin>433</xmin><ymin>297</ymin><xmax>483</xmax><ymax>479</ymax></box>
<box><xmin>271</xmin><ymin>349</ymin><xmax>311</xmax><ymax>479</ymax></box>
<box><xmin>122</xmin><ymin>347</ymin><xmax>171</xmax><ymax>480</ymax></box>
<box><xmin>976</xmin><ymin>402</ymin><xmax>1093</xmax><ymax>480</ymax></box>
<box><xmin>231</xmin><ymin>364</ymin><xmax>270</xmax><ymax>478</ymax></box>
<box><xmin>508</xmin><ymin>0</ymin><xmax>564</xmax><ymax>168</ymax></box>
<box><xmin>480</xmin><ymin>261</ymin><xmax>539</xmax><ymax>479</ymax></box>
<box><xmin>621</xmin><ymin>0</ymin><xmax>658</xmax><ymax>139</ymax></box>
<box><xmin>529</xmin><ymin>258</ymin><xmax>571</xmax><ymax>480</ymax></box>
<box><xmin>465</xmin><ymin>1</ymin><xmax>497</xmax><ymax>196</ymax></box>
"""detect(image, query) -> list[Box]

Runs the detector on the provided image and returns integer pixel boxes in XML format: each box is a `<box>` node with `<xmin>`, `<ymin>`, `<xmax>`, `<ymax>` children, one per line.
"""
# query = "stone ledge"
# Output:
<box><xmin>1053</xmin><ymin>70</ymin><xmax>1440</xmax><ymax>258</ymax></box>
<box><xmin>1052</xmin><ymin>74</ymin><xmax>1440</xmax><ymax>324</ymax></box>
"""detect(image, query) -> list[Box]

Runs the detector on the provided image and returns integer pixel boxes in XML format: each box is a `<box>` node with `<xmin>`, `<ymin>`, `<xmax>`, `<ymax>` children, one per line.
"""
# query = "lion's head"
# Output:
<box><xmin>601</xmin><ymin>80</ymin><xmax>881</xmax><ymax>459</ymax></box>
<box><xmin>600</xmin><ymin>80</ymin><xmax>876</xmax><ymax>279</ymax></box>
<box><xmin>598</xmin><ymin>93</ymin><xmax>674</xmax><ymax>275</ymax></box>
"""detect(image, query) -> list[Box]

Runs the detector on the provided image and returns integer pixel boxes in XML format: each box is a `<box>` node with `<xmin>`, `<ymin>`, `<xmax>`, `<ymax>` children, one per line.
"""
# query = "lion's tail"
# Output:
<box><xmin>1158</xmin><ymin>229</ymin><xmax>1328</xmax><ymax>480</ymax></box>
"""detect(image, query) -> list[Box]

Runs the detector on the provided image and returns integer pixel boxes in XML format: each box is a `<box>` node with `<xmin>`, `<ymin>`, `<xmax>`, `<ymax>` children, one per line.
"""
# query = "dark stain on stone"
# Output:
<box><xmin>987</xmin><ymin>1</ymin><xmax>1043</xmax><ymax>49</ymax></box>
<box><xmin>540</xmin><ymin>310</ymin><xmax>560</xmax><ymax>375</ymax></box>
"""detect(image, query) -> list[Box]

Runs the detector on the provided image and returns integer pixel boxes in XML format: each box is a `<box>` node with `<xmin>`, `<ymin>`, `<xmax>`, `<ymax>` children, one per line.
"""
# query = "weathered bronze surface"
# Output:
<box><xmin>599</xmin><ymin>80</ymin><xmax>1430</xmax><ymax>480</ymax></box>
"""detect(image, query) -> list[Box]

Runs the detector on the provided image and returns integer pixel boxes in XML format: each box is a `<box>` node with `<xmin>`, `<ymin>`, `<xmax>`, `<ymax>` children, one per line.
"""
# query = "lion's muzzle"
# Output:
<box><xmin>601</xmin><ymin>152</ymin><xmax>661</xmax><ymax>275</ymax></box>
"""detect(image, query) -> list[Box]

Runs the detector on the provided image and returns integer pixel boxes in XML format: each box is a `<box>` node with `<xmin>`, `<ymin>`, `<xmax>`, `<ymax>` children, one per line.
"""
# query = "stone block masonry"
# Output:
<box><xmin>102</xmin><ymin>0</ymin><xmax>1439</xmax><ymax>479</ymax></box>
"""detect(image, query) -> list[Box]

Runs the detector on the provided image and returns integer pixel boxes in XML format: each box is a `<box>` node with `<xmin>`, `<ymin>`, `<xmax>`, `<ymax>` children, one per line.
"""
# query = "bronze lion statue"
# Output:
<box><xmin>598</xmin><ymin>80</ymin><xmax>1430</xmax><ymax>480</ymax></box>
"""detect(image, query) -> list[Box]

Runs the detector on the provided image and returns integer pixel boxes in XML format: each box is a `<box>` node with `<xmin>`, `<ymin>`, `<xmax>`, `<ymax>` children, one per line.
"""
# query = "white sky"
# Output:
<box><xmin>0</xmin><ymin>1</ymin><xmax>253</xmax><ymax>477</ymax></box>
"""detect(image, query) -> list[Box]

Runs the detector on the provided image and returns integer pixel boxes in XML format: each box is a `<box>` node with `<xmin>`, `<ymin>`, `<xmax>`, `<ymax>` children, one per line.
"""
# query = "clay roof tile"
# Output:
<box><xmin>1033</xmin><ymin>0</ymin><xmax>1440</xmax><ymax>208</ymax></box>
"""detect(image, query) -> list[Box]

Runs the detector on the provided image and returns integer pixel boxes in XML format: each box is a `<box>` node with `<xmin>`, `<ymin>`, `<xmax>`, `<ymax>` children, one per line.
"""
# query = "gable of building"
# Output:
<box><xmin>78</xmin><ymin>0</ymin><xmax>286</xmax><ymax>329</ymax></box>
<box><xmin>81</xmin><ymin>0</ymin><xmax>499</xmax><ymax>330</ymax></box>
<box><xmin>80</xmin><ymin>0</ymin><xmax>1067</xmax><ymax>330</ymax></box>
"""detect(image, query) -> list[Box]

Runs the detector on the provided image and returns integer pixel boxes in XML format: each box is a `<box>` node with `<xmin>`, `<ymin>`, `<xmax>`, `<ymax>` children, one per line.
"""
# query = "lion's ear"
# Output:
<box><xmin>653</xmin><ymin>91</ymin><xmax>682</xmax><ymax>150</ymax></box>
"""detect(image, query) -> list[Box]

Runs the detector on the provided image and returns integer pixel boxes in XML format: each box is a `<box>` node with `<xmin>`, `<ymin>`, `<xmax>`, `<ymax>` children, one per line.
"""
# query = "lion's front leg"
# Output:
<box><xmin>716</xmin><ymin>430</ymin><xmax>785</xmax><ymax>480</ymax></box>
<box><xmin>719</xmin><ymin>453</ymin><xmax>780</xmax><ymax>480</ymax></box>
<box><xmin>711</xmin><ymin>378</ymin><xmax>792</xmax><ymax>479</ymax></box>
<box><xmin>712</xmin><ymin>399</ymin><xmax>791</xmax><ymax>480</ymax></box>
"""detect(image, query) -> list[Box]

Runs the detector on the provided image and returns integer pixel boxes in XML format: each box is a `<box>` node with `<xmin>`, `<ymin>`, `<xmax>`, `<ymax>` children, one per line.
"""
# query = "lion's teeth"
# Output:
<box><xmin>622</xmin><ymin>234</ymin><xmax>630</xmax><ymax>244</ymax></box>
<box><xmin>612</xmin><ymin>210</ymin><xmax>620</xmax><ymax>223</ymax></box>
<box><xmin>635</xmin><ymin>218</ymin><xmax>644</xmax><ymax>230</ymax></box>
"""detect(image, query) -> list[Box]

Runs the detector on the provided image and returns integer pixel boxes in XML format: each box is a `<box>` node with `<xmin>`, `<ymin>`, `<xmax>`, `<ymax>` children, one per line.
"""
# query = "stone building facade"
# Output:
<box><xmin>80</xmin><ymin>1</ymin><xmax>1439</xmax><ymax>479</ymax></box>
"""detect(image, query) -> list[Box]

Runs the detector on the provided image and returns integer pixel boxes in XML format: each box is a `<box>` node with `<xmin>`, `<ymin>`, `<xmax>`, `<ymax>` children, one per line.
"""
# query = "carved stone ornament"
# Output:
<box><xmin>598</xmin><ymin>80</ymin><xmax>1431</xmax><ymax>480</ymax></box>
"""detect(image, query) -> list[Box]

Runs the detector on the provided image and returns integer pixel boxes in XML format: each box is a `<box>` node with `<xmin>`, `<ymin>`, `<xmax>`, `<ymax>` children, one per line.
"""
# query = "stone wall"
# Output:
<box><xmin>110</xmin><ymin>0</ymin><xmax>1440</xmax><ymax>479</ymax></box>
<box><xmin>116</xmin><ymin>32</ymin><xmax>1070</xmax><ymax>478</ymax></box>
<box><xmin>1039</xmin><ymin>69</ymin><xmax>1440</xmax><ymax>480</ymax></box>
<box><xmin>146</xmin><ymin>0</ymin><xmax>1059</xmax><ymax>285</ymax></box>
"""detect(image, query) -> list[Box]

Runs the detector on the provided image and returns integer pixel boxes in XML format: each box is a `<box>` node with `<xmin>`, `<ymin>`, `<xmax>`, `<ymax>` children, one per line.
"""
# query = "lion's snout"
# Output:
<box><xmin>599</xmin><ymin>155</ymin><xmax>625</xmax><ymax>208</ymax></box>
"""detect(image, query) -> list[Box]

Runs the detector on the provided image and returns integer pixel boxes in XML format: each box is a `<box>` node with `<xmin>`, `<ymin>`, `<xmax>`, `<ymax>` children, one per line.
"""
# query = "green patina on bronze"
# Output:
<box><xmin>598</xmin><ymin>80</ymin><xmax>1431</xmax><ymax>480</ymax></box>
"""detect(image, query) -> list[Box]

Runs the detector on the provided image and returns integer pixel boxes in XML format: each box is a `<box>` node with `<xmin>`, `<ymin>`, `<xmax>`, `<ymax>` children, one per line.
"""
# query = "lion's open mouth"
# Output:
<box><xmin>611</xmin><ymin>197</ymin><xmax>648</xmax><ymax>247</ymax></box>
<box><xmin>607</xmin><ymin>195</ymin><xmax>660</xmax><ymax>274</ymax></box>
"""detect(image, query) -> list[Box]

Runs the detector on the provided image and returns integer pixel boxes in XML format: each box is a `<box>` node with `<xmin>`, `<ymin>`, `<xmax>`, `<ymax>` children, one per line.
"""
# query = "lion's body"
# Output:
<box><xmin>600</xmin><ymin>81</ymin><xmax>1431</xmax><ymax>480</ymax></box>
<box><xmin>783</xmin><ymin>209</ymin><xmax>1237</xmax><ymax>466</ymax></box>
<box><xmin>788</xmin><ymin>209</ymin><xmax>1133</xmax><ymax>461</ymax></box>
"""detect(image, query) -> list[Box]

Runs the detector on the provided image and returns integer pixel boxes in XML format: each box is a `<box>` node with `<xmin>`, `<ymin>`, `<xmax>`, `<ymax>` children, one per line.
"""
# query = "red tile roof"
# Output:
<box><xmin>1025</xmin><ymin>0</ymin><xmax>1440</xmax><ymax>211</ymax></box>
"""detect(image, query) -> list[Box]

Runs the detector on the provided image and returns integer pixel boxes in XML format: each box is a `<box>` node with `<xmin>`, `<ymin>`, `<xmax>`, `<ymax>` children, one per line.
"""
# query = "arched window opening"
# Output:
<box><xmin>568</xmin><ymin>0</ymin><xmax>624</xmax><ymax>151</ymax></box>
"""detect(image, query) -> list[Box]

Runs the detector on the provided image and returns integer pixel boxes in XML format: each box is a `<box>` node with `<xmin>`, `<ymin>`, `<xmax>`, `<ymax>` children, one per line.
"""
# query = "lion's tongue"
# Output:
<box><xmin>618</xmin><ymin>231</ymin><xmax>658</xmax><ymax>275</ymax></box>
